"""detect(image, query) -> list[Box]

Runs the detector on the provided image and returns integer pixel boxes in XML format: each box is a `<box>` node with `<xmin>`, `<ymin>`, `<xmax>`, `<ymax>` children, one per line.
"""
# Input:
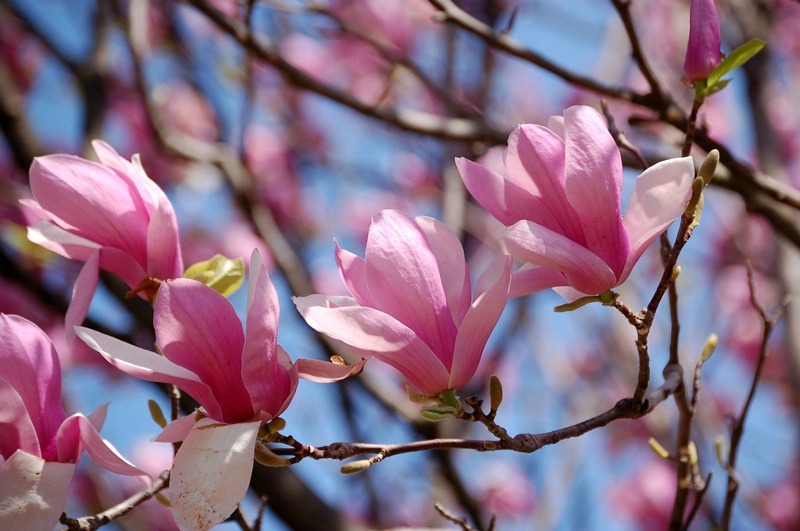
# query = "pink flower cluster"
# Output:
<box><xmin>13</xmin><ymin>102</ymin><xmax>694</xmax><ymax>529</ymax></box>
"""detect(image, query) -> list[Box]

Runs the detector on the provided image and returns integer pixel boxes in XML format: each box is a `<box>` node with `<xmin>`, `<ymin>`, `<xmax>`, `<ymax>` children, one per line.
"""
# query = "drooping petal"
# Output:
<box><xmin>294</xmin><ymin>296</ymin><xmax>450</xmax><ymax>396</ymax></box>
<box><xmin>75</xmin><ymin>327</ymin><xmax>224</xmax><ymax>421</ymax></box>
<box><xmin>0</xmin><ymin>315</ymin><xmax>65</xmax><ymax>460</ymax></box>
<box><xmin>449</xmin><ymin>255</ymin><xmax>511</xmax><ymax>389</ymax></box>
<box><xmin>25</xmin><ymin>220</ymin><xmax>100</xmax><ymax>261</ymax></box>
<box><xmin>26</xmin><ymin>222</ymin><xmax>147</xmax><ymax>288</ymax></box>
<box><xmin>155</xmin><ymin>280</ymin><xmax>253</xmax><ymax>423</ymax></box>
<box><xmin>504</xmin><ymin>220</ymin><xmax>617</xmax><ymax>296</ymax></box>
<box><xmin>619</xmin><ymin>157</ymin><xmax>695</xmax><ymax>284</ymax></box>
<box><xmin>415</xmin><ymin>216</ymin><xmax>471</xmax><ymax>326</ymax></box>
<box><xmin>170</xmin><ymin>419</ymin><xmax>260</xmax><ymax>531</ymax></box>
<box><xmin>65</xmin><ymin>251</ymin><xmax>100</xmax><ymax>342</ymax></box>
<box><xmin>0</xmin><ymin>450</ymin><xmax>76</xmax><ymax>531</ymax></box>
<box><xmin>56</xmin><ymin>413</ymin><xmax>148</xmax><ymax>481</ymax></box>
<box><xmin>241</xmin><ymin>250</ymin><xmax>292</xmax><ymax>418</ymax></box>
<box><xmin>364</xmin><ymin>210</ymin><xmax>457</xmax><ymax>366</ymax></box>
<box><xmin>295</xmin><ymin>357</ymin><xmax>366</xmax><ymax>383</ymax></box>
<box><xmin>508</xmin><ymin>265</ymin><xmax>569</xmax><ymax>298</ymax></box>
<box><xmin>563</xmin><ymin>106</ymin><xmax>629</xmax><ymax>276</ymax></box>
<box><xmin>456</xmin><ymin>157</ymin><xmax>550</xmax><ymax>227</ymax></box>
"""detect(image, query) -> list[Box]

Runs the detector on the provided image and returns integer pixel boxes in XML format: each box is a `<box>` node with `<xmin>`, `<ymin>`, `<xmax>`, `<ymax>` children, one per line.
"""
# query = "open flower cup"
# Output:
<box><xmin>456</xmin><ymin>105</ymin><xmax>695</xmax><ymax>300</ymax></box>
<box><xmin>21</xmin><ymin>140</ymin><xmax>183</xmax><ymax>339</ymax></box>
<box><xmin>294</xmin><ymin>209</ymin><xmax>512</xmax><ymax>399</ymax></box>
<box><xmin>76</xmin><ymin>250</ymin><xmax>364</xmax><ymax>530</ymax></box>
<box><xmin>0</xmin><ymin>314</ymin><xmax>148</xmax><ymax>530</ymax></box>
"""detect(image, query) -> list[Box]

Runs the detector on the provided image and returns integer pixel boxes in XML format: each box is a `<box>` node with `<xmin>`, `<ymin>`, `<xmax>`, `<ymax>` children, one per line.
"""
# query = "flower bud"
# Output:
<box><xmin>700</xmin><ymin>334</ymin><xmax>719</xmax><ymax>363</ymax></box>
<box><xmin>684</xmin><ymin>0</ymin><xmax>722</xmax><ymax>83</ymax></box>
<box><xmin>340</xmin><ymin>459</ymin><xmax>372</xmax><ymax>474</ymax></box>
<box><xmin>648</xmin><ymin>437</ymin><xmax>671</xmax><ymax>459</ymax></box>
<box><xmin>698</xmin><ymin>150</ymin><xmax>719</xmax><ymax>186</ymax></box>
<box><xmin>715</xmin><ymin>434</ymin><xmax>726</xmax><ymax>464</ymax></box>
<box><xmin>489</xmin><ymin>375</ymin><xmax>503</xmax><ymax>413</ymax></box>
<box><xmin>254</xmin><ymin>444</ymin><xmax>291</xmax><ymax>467</ymax></box>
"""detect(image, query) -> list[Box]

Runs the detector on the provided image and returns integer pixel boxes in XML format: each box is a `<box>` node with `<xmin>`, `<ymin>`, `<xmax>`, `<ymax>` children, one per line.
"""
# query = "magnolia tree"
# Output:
<box><xmin>0</xmin><ymin>0</ymin><xmax>798</xmax><ymax>530</ymax></box>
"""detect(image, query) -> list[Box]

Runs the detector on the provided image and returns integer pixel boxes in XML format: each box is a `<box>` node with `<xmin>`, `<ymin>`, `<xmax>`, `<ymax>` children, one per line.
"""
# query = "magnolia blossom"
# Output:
<box><xmin>22</xmin><ymin>140</ymin><xmax>183</xmax><ymax>339</ymax></box>
<box><xmin>294</xmin><ymin>209</ymin><xmax>512</xmax><ymax>397</ymax></box>
<box><xmin>0</xmin><ymin>314</ymin><xmax>146</xmax><ymax>529</ymax></box>
<box><xmin>76</xmin><ymin>250</ymin><xmax>364</xmax><ymax>531</ymax></box>
<box><xmin>457</xmin><ymin>105</ymin><xmax>695</xmax><ymax>299</ymax></box>
<box><xmin>683</xmin><ymin>0</ymin><xmax>722</xmax><ymax>82</ymax></box>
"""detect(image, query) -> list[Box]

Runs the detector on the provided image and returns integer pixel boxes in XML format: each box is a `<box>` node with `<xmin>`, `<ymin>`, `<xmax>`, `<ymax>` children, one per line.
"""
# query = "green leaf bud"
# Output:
<box><xmin>420</xmin><ymin>405</ymin><xmax>458</xmax><ymax>421</ymax></box>
<box><xmin>183</xmin><ymin>254</ymin><xmax>245</xmax><ymax>297</ymax></box>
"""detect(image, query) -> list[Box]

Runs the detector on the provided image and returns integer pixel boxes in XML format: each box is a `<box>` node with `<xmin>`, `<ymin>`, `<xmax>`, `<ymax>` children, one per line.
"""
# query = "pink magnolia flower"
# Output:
<box><xmin>0</xmin><ymin>314</ymin><xmax>147</xmax><ymax>530</ymax></box>
<box><xmin>683</xmin><ymin>0</ymin><xmax>722</xmax><ymax>82</ymax></box>
<box><xmin>456</xmin><ymin>105</ymin><xmax>695</xmax><ymax>299</ymax></box>
<box><xmin>76</xmin><ymin>250</ymin><xmax>364</xmax><ymax>531</ymax></box>
<box><xmin>294</xmin><ymin>209</ymin><xmax>512</xmax><ymax>397</ymax></box>
<box><xmin>21</xmin><ymin>140</ymin><xmax>183</xmax><ymax>339</ymax></box>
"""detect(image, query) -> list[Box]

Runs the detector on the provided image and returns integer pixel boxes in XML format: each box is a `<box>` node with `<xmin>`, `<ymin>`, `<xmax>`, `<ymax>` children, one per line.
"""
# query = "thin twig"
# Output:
<box><xmin>720</xmin><ymin>264</ymin><xmax>790</xmax><ymax>529</ymax></box>
<box><xmin>60</xmin><ymin>470</ymin><xmax>171</xmax><ymax>531</ymax></box>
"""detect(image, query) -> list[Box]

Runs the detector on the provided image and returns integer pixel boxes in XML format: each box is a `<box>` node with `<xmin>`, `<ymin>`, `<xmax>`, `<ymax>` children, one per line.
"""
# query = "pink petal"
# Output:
<box><xmin>155</xmin><ymin>280</ymin><xmax>253</xmax><ymax>423</ymax></box>
<box><xmin>155</xmin><ymin>414</ymin><xmax>200</xmax><ymax>444</ymax></box>
<box><xmin>295</xmin><ymin>357</ymin><xmax>366</xmax><ymax>383</ymax></box>
<box><xmin>91</xmin><ymin>142</ymin><xmax>158</xmax><ymax>215</ymax></box>
<box><xmin>29</xmin><ymin>155</ymin><xmax>150</xmax><ymax>265</ymax></box>
<box><xmin>364</xmin><ymin>210</ymin><xmax>457</xmax><ymax>366</ymax></box>
<box><xmin>456</xmin><ymin>157</ymin><xmax>549</xmax><ymax>227</ymax></box>
<box><xmin>620</xmin><ymin>157</ymin><xmax>695</xmax><ymax>284</ymax></box>
<box><xmin>146</xmin><ymin>195</ymin><xmax>183</xmax><ymax>280</ymax></box>
<box><xmin>450</xmin><ymin>255</ymin><xmax>511</xmax><ymax>389</ymax></box>
<box><xmin>56</xmin><ymin>413</ymin><xmax>149</xmax><ymax>480</ymax></box>
<box><xmin>504</xmin><ymin>220</ymin><xmax>617</xmax><ymax>296</ymax></box>
<box><xmin>241</xmin><ymin>250</ymin><xmax>292</xmax><ymax>417</ymax></box>
<box><xmin>294</xmin><ymin>295</ymin><xmax>450</xmax><ymax>396</ymax></box>
<box><xmin>75</xmin><ymin>327</ymin><xmax>224</xmax><ymax>421</ymax></box>
<box><xmin>0</xmin><ymin>315</ymin><xmax>66</xmax><ymax>460</ymax></box>
<box><xmin>170</xmin><ymin>420</ymin><xmax>259</xmax><ymax>531</ymax></box>
<box><xmin>98</xmin><ymin>247</ymin><xmax>149</xmax><ymax>288</ymax></box>
<box><xmin>65</xmin><ymin>251</ymin><xmax>100</xmax><ymax>343</ymax></box>
<box><xmin>0</xmin><ymin>450</ymin><xmax>75</xmax><ymax>530</ymax></box>
<box><xmin>563</xmin><ymin>106</ymin><xmax>629</xmax><ymax>276</ymax></box>
<box><xmin>415</xmin><ymin>216</ymin><xmax>471</xmax><ymax>326</ymax></box>
<box><xmin>335</xmin><ymin>243</ymin><xmax>372</xmax><ymax>305</ymax></box>
<box><xmin>505</xmin><ymin>124</ymin><xmax>585</xmax><ymax>240</ymax></box>
<box><xmin>0</xmin><ymin>378</ymin><xmax>41</xmax><ymax>459</ymax></box>
<box><xmin>26</xmin><ymin>221</ymin><xmax>100</xmax><ymax>261</ymax></box>
<box><xmin>27</xmin><ymin>222</ymin><xmax>147</xmax><ymax>288</ymax></box>
<box><xmin>508</xmin><ymin>265</ymin><xmax>569</xmax><ymax>298</ymax></box>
